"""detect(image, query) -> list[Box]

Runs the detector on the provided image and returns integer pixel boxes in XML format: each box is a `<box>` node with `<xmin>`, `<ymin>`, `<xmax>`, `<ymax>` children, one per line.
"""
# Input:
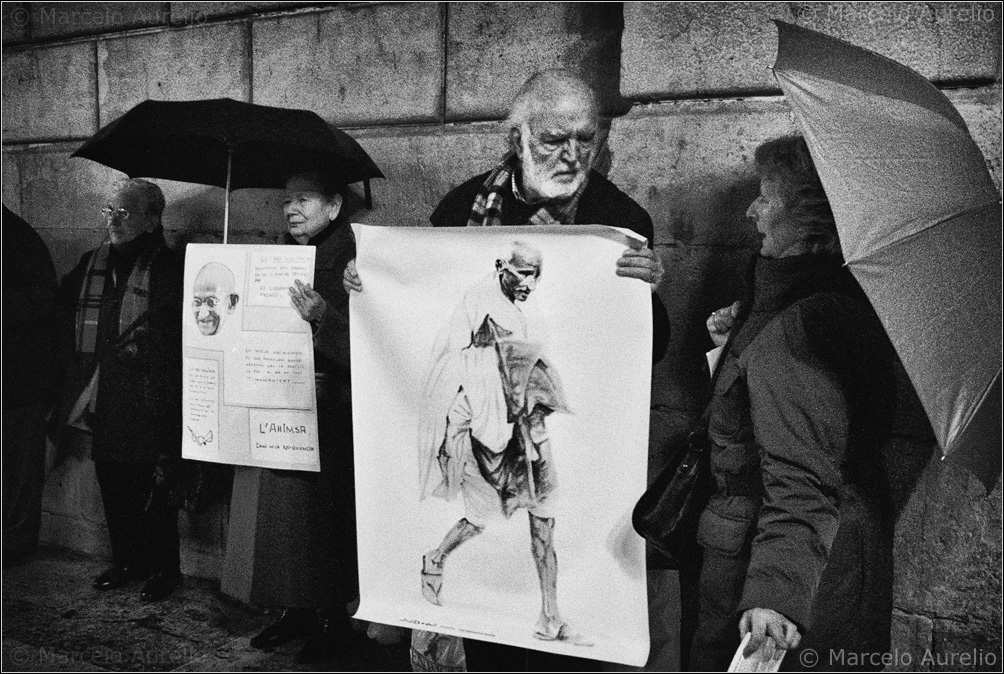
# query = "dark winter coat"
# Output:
<box><xmin>2</xmin><ymin>205</ymin><xmax>63</xmax><ymax>409</ymax></box>
<box><xmin>58</xmin><ymin>229</ymin><xmax>183</xmax><ymax>463</ymax></box>
<box><xmin>691</xmin><ymin>254</ymin><xmax>898</xmax><ymax>672</ymax></box>
<box><xmin>244</xmin><ymin>219</ymin><xmax>357</xmax><ymax>609</ymax></box>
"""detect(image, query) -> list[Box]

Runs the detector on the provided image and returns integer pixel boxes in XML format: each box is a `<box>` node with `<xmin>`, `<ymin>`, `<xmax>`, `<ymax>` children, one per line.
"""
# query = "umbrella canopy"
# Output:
<box><xmin>772</xmin><ymin>21</ymin><xmax>1002</xmax><ymax>492</ymax></box>
<box><xmin>72</xmin><ymin>98</ymin><xmax>384</xmax><ymax>240</ymax></box>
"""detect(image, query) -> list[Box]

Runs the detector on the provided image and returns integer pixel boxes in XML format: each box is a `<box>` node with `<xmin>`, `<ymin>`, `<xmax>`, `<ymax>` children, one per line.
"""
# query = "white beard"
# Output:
<box><xmin>520</xmin><ymin>134</ymin><xmax>587</xmax><ymax>202</ymax></box>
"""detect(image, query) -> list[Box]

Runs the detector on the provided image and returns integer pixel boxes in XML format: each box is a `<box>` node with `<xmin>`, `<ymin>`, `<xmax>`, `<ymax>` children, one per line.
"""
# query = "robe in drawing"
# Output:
<box><xmin>418</xmin><ymin>273</ymin><xmax>570</xmax><ymax>518</ymax></box>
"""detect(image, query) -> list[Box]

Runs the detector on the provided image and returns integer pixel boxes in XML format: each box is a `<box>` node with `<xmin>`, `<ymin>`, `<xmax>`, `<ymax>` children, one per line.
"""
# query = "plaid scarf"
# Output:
<box><xmin>75</xmin><ymin>235</ymin><xmax>160</xmax><ymax>355</ymax></box>
<box><xmin>466</xmin><ymin>153</ymin><xmax>585</xmax><ymax>228</ymax></box>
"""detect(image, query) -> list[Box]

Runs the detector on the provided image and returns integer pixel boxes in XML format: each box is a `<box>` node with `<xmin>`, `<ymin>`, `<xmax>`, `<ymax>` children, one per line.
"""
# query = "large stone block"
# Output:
<box><xmin>888</xmin><ymin>611</ymin><xmax>934</xmax><ymax>672</ymax></box>
<box><xmin>621</xmin><ymin>2</ymin><xmax>1002</xmax><ymax>100</ymax></box>
<box><xmin>951</xmin><ymin>86</ymin><xmax>1004</xmax><ymax>192</ymax></box>
<box><xmin>97</xmin><ymin>22</ymin><xmax>250</xmax><ymax>127</ymax></box>
<box><xmin>13</xmin><ymin>144</ymin><xmax>123</xmax><ymax>273</ymax></box>
<box><xmin>893</xmin><ymin>454</ymin><xmax>1003</xmax><ymax>625</ymax></box>
<box><xmin>2</xmin><ymin>42</ymin><xmax>97</xmax><ymax>142</ymax></box>
<box><xmin>2</xmin><ymin>149</ymin><xmax>22</xmax><ymax>212</ymax></box>
<box><xmin>252</xmin><ymin>4</ymin><xmax>444</xmax><ymax>126</ymax></box>
<box><xmin>148</xmin><ymin>179</ymin><xmax>286</xmax><ymax>244</ymax></box>
<box><xmin>792</xmin><ymin>2</ymin><xmax>1001</xmax><ymax>84</ymax></box>
<box><xmin>179</xmin><ymin>504</ymin><xmax>228</xmax><ymax>580</ymax></box>
<box><xmin>2</xmin><ymin>2</ymin><xmax>30</xmax><ymax>46</ymax></box>
<box><xmin>930</xmin><ymin>617</ymin><xmax>1003</xmax><ymax>672</ymax></box>
<box><xmin>37</xmin><ymin>228</ymin><xmax>109</xmax><ymax>282</ymax></box>
<box><xmin>348</xmin><ymin>122</ymin><xmax>505</xmax><ymax>229</ymax></box>
<box><xmin>170</xmin><ymin>2</ymin><xmax>315</xmax><ymax>22</ymax></box>
<box><xmin>607</xmin><ymin>98</ymin><xmax>797</xmax><ymax>247</ymax></box>
<box><xmin>445</xmin><ymin>2</ymin><xmax>626</xmax><ymax>120</ymax></box>
<box><xmin>26</xmin><ymin>2</ymin><xmax>168</xmax><ymax>41</ymax></box>
<box><xmin>40</xmin><ymin>457</ymin><xmax>111</xmax><ymax>558</ymax></box>
<box><xmin>651</xmin><ymin>243</ymin><xmax>753</xmax><ymax>413</ymax></box>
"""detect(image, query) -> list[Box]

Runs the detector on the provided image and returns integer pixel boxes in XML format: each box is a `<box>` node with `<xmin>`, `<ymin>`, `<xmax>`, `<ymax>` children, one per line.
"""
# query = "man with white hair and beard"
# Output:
<box><xmin>345</xmin><ymin>69</ymin><xmax>668</xmax><ymax>350</ymax></box>
<box><xmin>347</xmin><ymin>70</ymin><xmax>670</xmax><ymax>671</ymax></box>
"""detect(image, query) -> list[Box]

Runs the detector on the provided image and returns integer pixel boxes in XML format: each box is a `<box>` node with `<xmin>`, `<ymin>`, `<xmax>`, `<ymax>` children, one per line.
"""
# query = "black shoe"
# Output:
<box><xmin>294</xmin><ymin>614</ymin><xmax>359</xmax><ymax>664</ymax></box>
<box><xmin>249</xmin><ymin>608</ymin><xmax>316</xmax><ymax>650</ymax></box>
<box><xmin>139</xmin><ymin>570</ymin><xmax>182</xmax><ymax>602</ymax></box>
<box><xmin>93</xmin><ymin>565</ymin><xmax>147</xmax><ymax>590</ymax></box>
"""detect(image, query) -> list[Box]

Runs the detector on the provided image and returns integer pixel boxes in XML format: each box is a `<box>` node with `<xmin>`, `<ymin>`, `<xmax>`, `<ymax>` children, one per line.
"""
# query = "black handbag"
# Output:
<box><xmin>632</xmin><ymin>330</ymin><xmax>734</xmax><ymax>569</ymax></box>
<box><xmin>632</xmin><ymin>423</ymin><xmax>712</xmax><ymax>569</ymax></box>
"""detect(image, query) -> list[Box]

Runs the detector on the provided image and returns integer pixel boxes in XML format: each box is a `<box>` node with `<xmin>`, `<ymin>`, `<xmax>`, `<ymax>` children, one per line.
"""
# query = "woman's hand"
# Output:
<box><xmin>343</xmin><ymin>259</ymin><xmax>362</xmax><ymax>293</ymax></box>
<box><xmin>289</xmin><ymin>279</ymin><xmax>326</xmax><ymax>323</ymax></box>
<box><xmin>707</xmin><ymin>301</ymin><xmax>740</xmax><ymax>347</ymax></box>
<box><xmin>739</xmin><ymin>607</ymin><xmax>801</xmax><ymax>655</ymax></box>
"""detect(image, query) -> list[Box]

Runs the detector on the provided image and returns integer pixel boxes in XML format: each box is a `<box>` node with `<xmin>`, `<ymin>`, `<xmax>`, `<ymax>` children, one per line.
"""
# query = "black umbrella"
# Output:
<box><xmin>72</xmin><ymin>98</ymin><xmax>384</xmax><ymax>242</ymax></box>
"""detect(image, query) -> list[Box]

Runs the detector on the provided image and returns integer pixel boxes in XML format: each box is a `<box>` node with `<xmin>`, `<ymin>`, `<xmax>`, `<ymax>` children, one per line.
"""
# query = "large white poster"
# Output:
<box><xmin>351</xmin><ymin>225</ymin><xmax>652</xmax><ymax>666</ymax></box>
<box><xmin>182</xmin><ymin>243</ymin><xmax>320</xmax><ymax>471</ymax></box>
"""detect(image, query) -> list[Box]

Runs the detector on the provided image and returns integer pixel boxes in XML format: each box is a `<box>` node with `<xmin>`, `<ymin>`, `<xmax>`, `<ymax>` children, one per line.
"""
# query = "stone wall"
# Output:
<box><xmin>3</xmin><ymin>2</ymin><xmax>1001</xmax><ymax>668</ymax></box>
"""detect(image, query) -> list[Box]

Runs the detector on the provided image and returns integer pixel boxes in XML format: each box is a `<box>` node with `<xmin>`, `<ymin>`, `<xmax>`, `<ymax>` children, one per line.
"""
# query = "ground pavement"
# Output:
<box><xmin>2</xmin><ymin>547</ymin><xmax>411</xmax><ymax>672</ymax></box>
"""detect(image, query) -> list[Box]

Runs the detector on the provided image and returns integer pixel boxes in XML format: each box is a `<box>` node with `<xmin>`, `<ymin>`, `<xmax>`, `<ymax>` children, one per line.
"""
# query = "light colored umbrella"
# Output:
<box><xmin>772</xmin><ymin>21</ymin><xmax>1002</xmax><ymax>492</ymax></box>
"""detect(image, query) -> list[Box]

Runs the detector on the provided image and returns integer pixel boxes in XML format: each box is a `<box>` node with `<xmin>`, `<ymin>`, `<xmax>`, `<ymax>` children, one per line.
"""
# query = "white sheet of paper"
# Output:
<box><xmin>729</xmin><ymin>633</ymin><xmax>786</xmax><ymax>673</ymax></box>
<box><xmin>351</xmin><ymin>224</ymin><xmax>652</xmax><ymax>666</ymax></box>
<box><xmin>707</xmin><ymin>344</ymin><xmax>724</xmax><ymax>374</ymax></box>
<box><xmin>182</xmin><ymin>243</ymin><xmax>320</xmax><ymax>471</ymax></box>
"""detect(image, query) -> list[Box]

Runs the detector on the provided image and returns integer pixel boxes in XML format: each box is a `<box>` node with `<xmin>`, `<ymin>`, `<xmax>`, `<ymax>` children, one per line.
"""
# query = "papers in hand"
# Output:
<box><xmin>728</xmin><ymin>633</ymin><xmax>786</xmax><ymax>673</ymax></box>
<box><xmin>706</xmin><ymin>345</ymin><xmax>724</xmax><ymax>374</ymax></box>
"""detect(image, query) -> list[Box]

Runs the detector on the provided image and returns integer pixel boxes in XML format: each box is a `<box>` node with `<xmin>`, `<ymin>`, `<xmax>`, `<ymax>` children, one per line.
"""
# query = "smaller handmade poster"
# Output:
<box><xmin>182</xmin><ymin>243</ymin><xmax>320</xmax><ymax>471</ymax></box>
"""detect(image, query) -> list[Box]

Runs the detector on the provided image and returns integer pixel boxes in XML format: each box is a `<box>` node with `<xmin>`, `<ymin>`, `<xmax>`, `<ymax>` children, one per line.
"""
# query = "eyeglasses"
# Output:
<box><xmin>192</xmin><ymin>297</ymin><xmax>221</xmax><ymax>309</ymax></box>
<box><xmin>101</xmin><ymin>207</ymin><xmax>130</xmax><ymax>220</ymax></box>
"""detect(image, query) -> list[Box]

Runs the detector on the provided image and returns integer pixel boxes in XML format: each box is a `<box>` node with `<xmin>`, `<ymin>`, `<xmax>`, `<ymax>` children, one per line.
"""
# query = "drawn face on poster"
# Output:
<box><xmin>495</xmin><ymin>241</ymin><xmax>543</xmax><ymax>303</ymax></box>
<box><xmin>192</xmin><ymin>262</ymin><xmax>240</xmax><ymax>336</ymax></box>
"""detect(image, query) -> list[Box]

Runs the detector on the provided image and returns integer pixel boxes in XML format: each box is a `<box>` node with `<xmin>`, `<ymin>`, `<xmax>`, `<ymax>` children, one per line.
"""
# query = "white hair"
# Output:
<box><xmin>505</xmin><ymin>69</ymin><xmax>599</xmax><ymax>132</ymax></box>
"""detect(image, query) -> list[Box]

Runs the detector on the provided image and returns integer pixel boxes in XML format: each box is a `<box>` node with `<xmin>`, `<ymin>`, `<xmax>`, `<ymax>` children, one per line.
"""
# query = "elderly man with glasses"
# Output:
<box><xmin>56</xmin><ymin>178</ymin><xmax>184</xmax><ymax>601</ymax></box>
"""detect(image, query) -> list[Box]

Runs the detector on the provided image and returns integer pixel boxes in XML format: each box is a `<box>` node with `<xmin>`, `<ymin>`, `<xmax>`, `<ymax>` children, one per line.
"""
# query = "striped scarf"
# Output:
<box><xmin>75</xmin><ymin>236</ymin><xmax>159</xmax><ymax>356</ymax></box>
<box><xmin>466</xmin><ymin>153</ymin><xmax>585</xmax><ymax>228</ymax></box>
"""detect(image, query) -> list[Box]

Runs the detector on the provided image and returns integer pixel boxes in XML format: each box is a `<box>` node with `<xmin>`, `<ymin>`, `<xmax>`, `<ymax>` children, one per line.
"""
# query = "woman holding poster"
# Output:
<box><xmin>244</xmin><ymin>171</ymin><xmax>363</xmax><ymax>664</ymax></box>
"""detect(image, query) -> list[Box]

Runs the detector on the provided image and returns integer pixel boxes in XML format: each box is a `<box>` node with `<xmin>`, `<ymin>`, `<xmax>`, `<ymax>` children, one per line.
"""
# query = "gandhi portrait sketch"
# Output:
<box><xmin>192</xmin><ymin>262</ymin><xmax>240</xmax><ymax>337</ymax></box>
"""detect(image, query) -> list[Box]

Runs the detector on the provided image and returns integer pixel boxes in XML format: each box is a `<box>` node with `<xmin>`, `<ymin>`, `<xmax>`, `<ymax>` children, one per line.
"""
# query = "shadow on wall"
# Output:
<box><xmin>884</xmin><ymin>360</ymin><xmax>938</xmax><ymax>522</ymax></box>
<box><xmin>692</xmin><ymin>174</ymin><xmax>761</xmax><ymax>308</ymax></box>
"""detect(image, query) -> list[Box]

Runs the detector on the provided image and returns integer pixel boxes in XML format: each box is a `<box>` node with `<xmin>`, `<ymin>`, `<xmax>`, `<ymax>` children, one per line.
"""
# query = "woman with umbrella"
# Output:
<box><xmin>244</xmin><ymin>170</ymin><xmax>363</xmax><ymax>664</ymax></box>
<box><xmin>691</xmin><ymin>135</ymin><xmax>899</xmax><ymax>670</ymax></box>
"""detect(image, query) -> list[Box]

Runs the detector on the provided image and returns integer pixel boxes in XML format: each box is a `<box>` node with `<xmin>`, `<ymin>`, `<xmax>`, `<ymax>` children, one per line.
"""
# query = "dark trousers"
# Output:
<box><xmin>2</xmin><ymin>404</ymin><xmax>50</xmax><ymax>563</ymax></box>
<box><xmin>463</xmin><ymin>639</ymin><xmax>601</xmax><ymax>672</ymax></box>
<box><xmin>94</xmin><ymin>460</ymin><xmax>179</xmax><ymax>574</ymax></box>
<box><xmin>689</xmin><ymin>548</ymin><xmax>748</xmax><ymax>672</ymax></box>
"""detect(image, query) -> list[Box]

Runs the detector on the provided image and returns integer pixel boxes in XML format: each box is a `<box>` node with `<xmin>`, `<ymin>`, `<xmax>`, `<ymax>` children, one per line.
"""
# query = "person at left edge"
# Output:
<box><xmin>3</xmin><ymin>204</ymin><xmax>63</xmax><ymax>567</ymax></box>
<box><xmin>56</xmin><ymin>178</ymin><xmax>184</xmax><ymax>602</ymax></box>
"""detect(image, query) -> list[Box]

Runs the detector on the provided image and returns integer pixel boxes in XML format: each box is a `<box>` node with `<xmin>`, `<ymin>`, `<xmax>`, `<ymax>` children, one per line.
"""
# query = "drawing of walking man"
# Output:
<box><xmin>418</xmin><ymin>240</ymin><xmax>587</xmax><ymax>644</ymax></box>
